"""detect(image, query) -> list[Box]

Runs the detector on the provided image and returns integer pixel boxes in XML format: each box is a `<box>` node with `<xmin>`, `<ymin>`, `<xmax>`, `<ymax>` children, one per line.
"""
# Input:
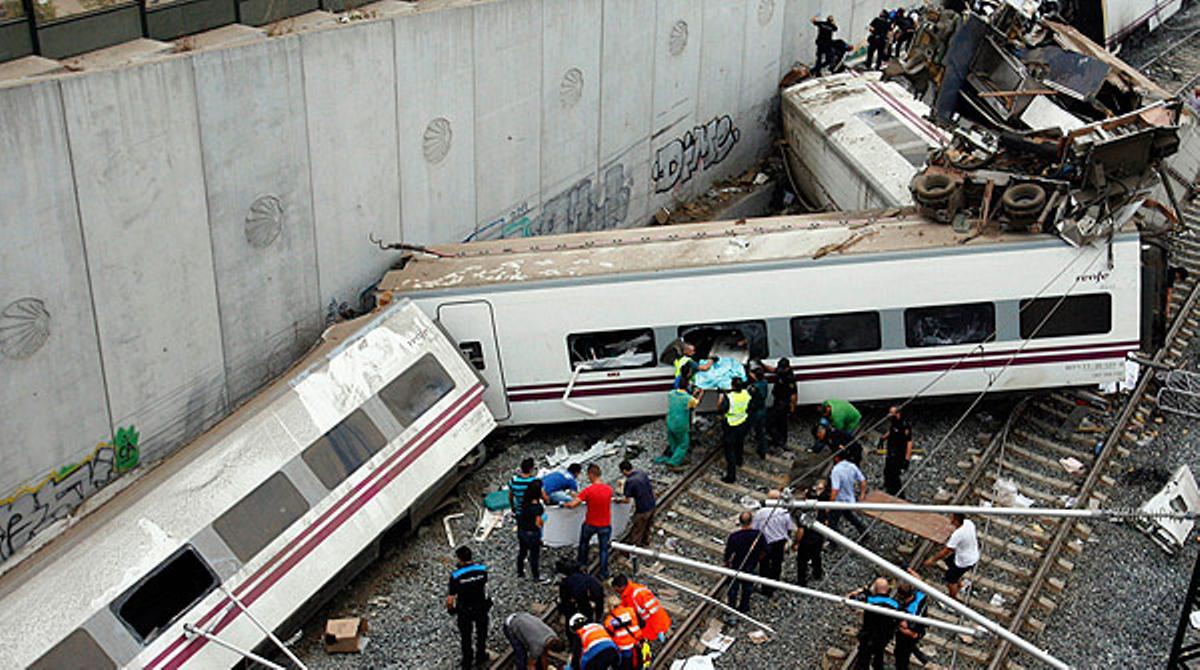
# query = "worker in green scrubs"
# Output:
<box><xmin>658</xmin><ymin>368</ymin><xmax>699</xmax><ymax>468</ymax></box>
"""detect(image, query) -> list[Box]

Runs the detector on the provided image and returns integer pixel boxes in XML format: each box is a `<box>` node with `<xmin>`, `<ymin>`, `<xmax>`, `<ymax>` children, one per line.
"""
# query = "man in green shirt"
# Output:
<box><xmin>658</xmin><ymin>370</ymin><xmax>699</xmax><ymax>468</ymax></box>
<box><xmin>821</xmin><ymin>398</ymin><xmax>861</xmax><ymax>434</ymax></box>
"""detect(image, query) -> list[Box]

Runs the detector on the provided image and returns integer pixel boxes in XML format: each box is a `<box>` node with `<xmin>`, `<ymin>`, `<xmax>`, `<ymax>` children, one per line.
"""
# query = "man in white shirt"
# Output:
<box><xmin>923</xmin><ymin>512</ymin><xmax>979</xmax><ymax>599</ymax></box>
<box><xmin>752</xmin><ymin>489</ymin><xmax>800</xmax><ymax>596</ymax></box>
<box><xmin>828</xmin><ymin>450</ymin><xmax>867</xmax><ymax>534</ymax></box>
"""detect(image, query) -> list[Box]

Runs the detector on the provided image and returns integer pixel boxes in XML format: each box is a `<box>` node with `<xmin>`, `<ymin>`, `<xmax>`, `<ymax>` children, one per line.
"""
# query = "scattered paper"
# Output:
<box><xmin>670</xmin><ymin>656</ymin><xmax>716</xmax><ymax>670</ymax></box>
<box><xmin>701</xmin><ymin>631</ymin><xmax>736</xmax><ymax>654</ymax></box>
<box><xmin>748</xmin><ymin>630</ymin><xmax>770</xmax><ymax>644</ymax></box>
<box><xmin>1059</xmin><ymin>457</ymin><xmax>1085</xmax><ymax>475</ymax></box>
<box><xmin>1190</xmin><ymin>610</ymin><xmax>1200</xmax><ymax>630</ymax></box>
<box><xmin>989</xmin><ymin>593</ymin><xmax>1005</xmax><ymax>607</ymax></box>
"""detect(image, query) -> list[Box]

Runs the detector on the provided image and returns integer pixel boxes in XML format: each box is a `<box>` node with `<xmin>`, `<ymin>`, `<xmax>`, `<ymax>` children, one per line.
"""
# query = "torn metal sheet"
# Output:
<box><xmin>1021</xmin><ymin>46</ymin><xmax>1109</xmax><ymax>101</ymax></box>
<box><xmin>1137</xmin><ymin>465</ymin><xmax>1200</xmax><ymax>554</ymax></box>
<box><xmin>1020</xmin><ymin>95</ymin><xmax>1085</xmax><ymax>133</ymax></box>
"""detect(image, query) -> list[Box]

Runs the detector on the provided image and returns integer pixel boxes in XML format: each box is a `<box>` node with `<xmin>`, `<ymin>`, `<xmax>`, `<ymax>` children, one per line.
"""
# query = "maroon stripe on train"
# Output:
<box><xmin>147</xmin><ymin>385</ymin><xmax>484</xmax><ymax>669</ymax></box>
<box><xmin>505</xmin><ymin>347</ymin><xmax>1133</xmax><ymax>402</ymax></box>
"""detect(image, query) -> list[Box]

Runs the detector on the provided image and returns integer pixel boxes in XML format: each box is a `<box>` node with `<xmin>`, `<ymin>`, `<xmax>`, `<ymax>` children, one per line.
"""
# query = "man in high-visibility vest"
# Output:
<box><xmin>612</xmin><ymin>575</ymin><xmax>671</xmax><ymax>643</ymax></box>
<box><xmin>603</xmin><ymin>596</ymin><xmax>644</xmax><ymax>670</ymax></box>
<box><xmin>671</xmin><ymin>342</ymin><xmax>711</xmax><ymax>390</ymax></box>
<box><xmin>568</xmin><ymin>613</ymin><xmax>620</xmax><ymax>670</ymax></box>
<box><xmin>719</xmin><ymin>377</ymin><xmax>752</xmax><ymax>483</ymax></box>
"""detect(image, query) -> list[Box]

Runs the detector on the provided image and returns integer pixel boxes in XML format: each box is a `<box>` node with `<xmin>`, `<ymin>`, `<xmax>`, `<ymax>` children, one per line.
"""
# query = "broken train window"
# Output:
<box><xmin>678</xmin><ymin>320</ymin><xmax>769</xmax><ymax>361</ymax></box>
<box><xmin>791</xmin><ymin>311</ymin><xmax>882</xmax><ymax>356</ymax></box>
<box><xmin>904</xmin><ymin>302</ymin><xmax>996</xmax><ymax>348</ymax></box>
<box><xmin>567</xmin><ymin>329</ymin><xmax>657</xmax><ymax>370</ymax></box>
<box><xmin>111</xmin><ymin>545</ymin><xmax>219</xmax><ymax>643</ymax></box>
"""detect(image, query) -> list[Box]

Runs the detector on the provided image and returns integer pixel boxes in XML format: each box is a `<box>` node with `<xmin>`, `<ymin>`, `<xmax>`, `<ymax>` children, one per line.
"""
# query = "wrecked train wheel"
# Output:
<box><xmin>1001</xmin><ymin>183</ymin><xmax>1046</xmax><ymax>216</ymax></box>
<box><xmin>912</xmin><ymin>173</ymin><xmax>957</xmax><ymax>207</ymax></box>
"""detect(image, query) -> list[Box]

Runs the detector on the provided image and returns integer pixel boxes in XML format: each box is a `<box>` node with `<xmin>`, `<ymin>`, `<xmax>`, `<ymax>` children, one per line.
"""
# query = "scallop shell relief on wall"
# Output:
<box><xmin>669</xmin><ymin>21</ymin><xmax>689</xmax><ymax>57</ymax></box>
<box><xmin>0</xmin><ymin>298</ymin><xmax>50</xmax><ymax>359</ymax></box>
<box><xmin>245</xmin><ymin>195</ymin><xmax>284</xmax><ymax>248</ymax></box>
<box><xmin>423</xmin><ymin>117</ymin><xmax>453</xmax><ymax>165</ymax></box>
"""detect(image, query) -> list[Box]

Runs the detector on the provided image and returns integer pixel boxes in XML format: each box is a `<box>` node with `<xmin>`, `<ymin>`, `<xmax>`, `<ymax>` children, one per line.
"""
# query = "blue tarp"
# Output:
<box><xmin>693</xmin><ymin>357</ymin><xmax>747</xmax><ymax>390</ymax></box>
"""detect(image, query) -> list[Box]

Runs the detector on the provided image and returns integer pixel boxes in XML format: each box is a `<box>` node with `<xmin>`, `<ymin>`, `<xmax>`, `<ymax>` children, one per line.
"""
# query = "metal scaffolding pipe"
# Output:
<box><xmin>765</xmin><ymin>499</ymin><xmax>1197</xmax><ymax>521</ymax></box>
<box><xmin>802</xmin><ymin>520</ymin><xmax>1071</xmax><ymax>670</ymax></box>
<box><xmin>611</xmin><ymin>542</ymin><xmax>982</xmax><ymax>637</ymax></box>
<box><xmin>647</xmin><ymin>573</ymin><xmax>777</xmax><ymax>634</ymax></box>
<box><xmin>182</xmin><ymin>624</ymin><xmax>288</xmax><ymax>670</ymax></box>
<box><xmin>219</xmin><ymin>586</ymin><xmax>308</xmax><ymax>670</ymax></box>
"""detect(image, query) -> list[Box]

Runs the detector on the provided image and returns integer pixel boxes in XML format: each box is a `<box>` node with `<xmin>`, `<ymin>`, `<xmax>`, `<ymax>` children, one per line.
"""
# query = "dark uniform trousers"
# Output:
<box><xmin>884</xmin><ymin>457</ymin><xmax>905</xmax><ymax>495</ymax></box>
<box><xmin>796</xmin><ymin>540</ymin><xmax>823</xmax><ymax>586</ymax></box>
<box><xmin>457</xmin><ymin>607</ymin><xmax>489</xmax><ymax>669</ymax></box>
<box><xmin>723</xmin><ymin>423</ymin><xmax>748</xmax><ymax>480</ymax></box>
<box><xmin>760</xmin><ymin>540</ymin><xmax>787</xmax><ymax>596</ymax></box>
<box><xmin>895</xmin><ymin>632</ymin><xmax>921</xmax><ymax>670</ymax></box>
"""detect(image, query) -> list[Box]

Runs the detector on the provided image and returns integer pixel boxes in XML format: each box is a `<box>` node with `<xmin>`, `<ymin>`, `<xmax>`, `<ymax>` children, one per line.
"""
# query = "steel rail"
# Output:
<box><xmin>986</xmin><ymin>262</ymin><xmax>1200</xmax><ymax>670</ymax></box>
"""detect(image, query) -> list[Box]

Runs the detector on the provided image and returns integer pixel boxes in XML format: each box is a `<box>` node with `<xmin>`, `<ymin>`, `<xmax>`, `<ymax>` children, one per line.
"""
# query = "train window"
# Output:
<box><xmin>302</xmin><ymin>409</ymin><xmax>389</xmax><ymax>490</ymax></box>
<box><xmin>678</xmin><ymin>321</ymin><xmax>769</xmax><ymax>360</ymax></box>
<box><xmin>29</xmin><ymin>629</ymin><xmax>116</xmax><ymax>670</ymax></box>
<box><xmin>1020</xmin><ymin>293</ymin><xmax>1112</xmax><ymax>339</ymax></box>
<box><xmin>567</xmin><ymin>329</ymin><xmax>657</xmax><ymax>370</ymax></box>
<box><xmin>790</xmin><ymin>312</ymin><xmax>882</xmax><ymax>356</ymax></box>
<box><xmin>379</xmin><ymin>354</ymin><xmax>457</xmax><ymax>425</ymax></box>
<box><xmin>213</xmin><ymin>472</ymin><xmax>310</xmax><ymax>563</ymax></box>
<box><xmin>904</xmin><ymin>302</ymin><xmax>996</xmax><ymax>348</ymax></box>
<box><xmin>111</xmin><ymin>545</ymin><xmax>218</xmax><ymax>643</ymax></box>
<box><xmin>459</xmin><ymin>341</ymin><xmax>486</xmax><ymax>370</ymax></box>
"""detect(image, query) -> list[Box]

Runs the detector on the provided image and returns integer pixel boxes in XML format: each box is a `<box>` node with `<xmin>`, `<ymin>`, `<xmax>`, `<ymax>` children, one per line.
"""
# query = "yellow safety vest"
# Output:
<box><xmin>673</xmin><ymin>355</ymin><xmax>693</xmax><ymax>378</ymax></box>
<box><xmin>725</xmin><ymin>390</ymin><xmax>750</xmax><ymax>426</ymax></box>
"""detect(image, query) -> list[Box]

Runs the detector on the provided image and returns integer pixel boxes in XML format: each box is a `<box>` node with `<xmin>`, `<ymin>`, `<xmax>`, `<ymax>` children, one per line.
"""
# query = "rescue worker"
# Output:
<box><xmin>747</xmin><ymin>365</ymin><xmax>771</xmax><ymax>458</ymax></box>
<box><xmin>820</xmin><ymin>398</ymin><xmax>862</xmax><ymax>433</ymax></box>
<box><xmin>751</xmin><ymin>489</ymin><xmax>799</xmax><ymax>597</ymax></box>
<box><xmin>671</xmin><ymin>341</ymin><xmax>711</xmax><ymax>390</ymax></box>
<box><xmin>603</xmin><ymin>595</ymin><xmax>644</xmax><ymax>670</ymax></box>
<box><xmin>923</xmin><ymin>512</ymin><xmax>979</xmax><ymax>600</ymax></box>
<box><xmin>657</xmin><ymin>369</ymin><xmax>699</xmax><ymax>468</ymax></box>
<box><xmin>544</xmin><ymin>463</ymin><xmax>583</xmax><ymax>504</ymax></box>
<box><xmin>848</xmin><ymin>577</ymin><xmax>899</xmax><ymax>670</ymax></box>
<box><xmin>619</xmin><ymin>460</ymin><xmax>656</xmax><ymax>551</ymax></box>
<box><xmin>866</xmin><ymin>10</ymin><xmax>891</xmax><ymax>69</ymax></box>
<box><xmin>763</xmin><ymin>357</ymin><xmax>796</xmax><ymax>449</ymax></box>
<box><xmin>503</xmin><ymin>611</ymin><xmax>564</xmax><ymax>670</ymax></box>
<box><xmin>813</xmin><ymin>422</ymin><xmax>862</xmax><ymax>464</ymax></box>
<box><xmin>612</xmin><ymin>574</ymin><xmax>672</xmax><ymax>643</ymax></box>
<box><xmin>894</xmin><ymin>577</ymin><xmax>929</xmax><ymax>670</ymax></box>
<box><xmin>447</xmin><ymin>546</ymin><xmax>492</xmax><ymax>670</ymax></box>
<box><xmin>881</xmin><ymin>406</ymin><xmax>913</xmax><ymax>495</ymax></box>
<box><xmin>724</xmin><ymin>511</ymin><xmax>766</xmax><ymax>614</ymax></box>
<box><xmin>811</xmin><ymin>15</ymin><xmax>839</xmax><ymax>75</ymax></box>
<box><xmin>829</xmin><ymin>450</ymin><xmax>868</xmax><ymax>534</ymax></box>
<box><xmin>795</xmin><ymin>487</ymin><xmax>826</xmax><ymax>586</ymax></box>
<box><xmin>893</xmin><ymin>8</ymin><xmax>916</xmax><ymax>57</ymax></box>
<box><xmin>569</xmin><ymin>613</ymin><xmax>620</xmax><ymax>670</ymax></box>
<box><xmin>559</xmin><ymin>559</ymin><xmax>606</xmax><ymax>625</ymax></box>
<box><xmin>719</xmin><ymin>378</ymin><xmax>752</xmax><ymax>483</ymax></box>
<box><xmin>565</xmin><ymin>463</ymin><xmax>614</xmax><ymax>579</ymax></box>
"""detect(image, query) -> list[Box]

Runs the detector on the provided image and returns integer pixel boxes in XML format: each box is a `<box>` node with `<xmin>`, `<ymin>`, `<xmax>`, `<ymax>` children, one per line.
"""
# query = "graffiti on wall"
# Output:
<box><xmin>0</xmin><ymin>426</ymin><xmax>140</xmax><ymax>562</ymax></box>
<box><xmin>466</xmin><ymin>163</ymin><xmax>633</xmax><ymax>242</ymax></box>
<box><xmin>652</xmin><ymin>115</ymin><xmax>741</xmax><ymax>193</ymax></box>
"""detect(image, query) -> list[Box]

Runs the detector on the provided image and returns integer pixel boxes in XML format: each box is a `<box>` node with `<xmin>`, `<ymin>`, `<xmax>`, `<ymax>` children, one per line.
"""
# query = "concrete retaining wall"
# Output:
<box><xmin>0</xmin><ymin>0</ymin><xmax>877</xmax><ymax>562</ymax></box>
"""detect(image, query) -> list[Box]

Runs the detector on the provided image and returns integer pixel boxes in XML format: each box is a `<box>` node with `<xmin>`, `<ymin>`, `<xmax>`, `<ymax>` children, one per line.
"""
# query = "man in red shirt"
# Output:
<box><xmin>565</xmin><ymin>464</ymin><xmax>613</xmax><ymax>579</ymax></box>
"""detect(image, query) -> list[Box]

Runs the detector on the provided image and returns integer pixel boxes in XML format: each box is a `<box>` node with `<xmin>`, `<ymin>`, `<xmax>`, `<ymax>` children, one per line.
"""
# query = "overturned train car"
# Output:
<box><xmin>379</xmin><ymin>209</ymin><xmax>1158</xmax><ymax>427</ymax></box>
<box><xmin>0</xmin><ymin>300</ymin><xmax>494</xmax><ymax>669</ymax></box>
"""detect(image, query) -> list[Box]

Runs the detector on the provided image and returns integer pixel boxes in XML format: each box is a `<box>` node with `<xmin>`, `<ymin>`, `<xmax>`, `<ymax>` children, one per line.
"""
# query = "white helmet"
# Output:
<box><xmin>569</xmin><ymin>613</ymin><xmax>587</xmax><ymax>630</ymax></box>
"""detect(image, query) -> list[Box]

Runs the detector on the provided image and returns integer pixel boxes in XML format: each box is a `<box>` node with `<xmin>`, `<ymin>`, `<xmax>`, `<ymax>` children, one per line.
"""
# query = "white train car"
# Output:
<box><xmin>378</xmin><ymin>210</ymin><xmax>1149</xmax><ymax>426</ymax></box>
<box><xmin>0</xmin><ymin>300</ymin><xmax>494</xmax><ymax>669</ymax></box>
<box><xmin>1065</xmin><ymin>0</ymin><xmax>1183</xmax><ymax>48</ymax></box>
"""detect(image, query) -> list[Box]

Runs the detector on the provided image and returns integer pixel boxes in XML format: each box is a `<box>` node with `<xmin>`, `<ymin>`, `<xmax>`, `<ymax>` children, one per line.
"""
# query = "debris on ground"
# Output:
<box><xmin>324</xmin><ymin>617</ymin><xmax>368</xmax><ymax>654</ymax></box>
<box><xmin>897</xmin><ymin>4</ymin><xmax>1181</xmax><ymax>245</ymax></box>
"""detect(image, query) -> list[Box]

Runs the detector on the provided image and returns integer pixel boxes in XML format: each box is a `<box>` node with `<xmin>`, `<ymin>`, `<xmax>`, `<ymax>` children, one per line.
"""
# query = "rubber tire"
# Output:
<box><xmin>912</xmin><ymin>173</ymin><xmax>957</xmax><ymax>204</ymax></box>
<box><xmin>1001</xmin><ymin>183</ymin><xmax>1046</xmax><ymax>214</ymax></box>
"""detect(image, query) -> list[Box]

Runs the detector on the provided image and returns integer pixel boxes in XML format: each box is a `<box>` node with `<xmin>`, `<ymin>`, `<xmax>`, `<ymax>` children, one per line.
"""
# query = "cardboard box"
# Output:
<box><xmin>324</xmin><ymin>617</ymin><xmax>368</xmax><ymax>654</ymax></box>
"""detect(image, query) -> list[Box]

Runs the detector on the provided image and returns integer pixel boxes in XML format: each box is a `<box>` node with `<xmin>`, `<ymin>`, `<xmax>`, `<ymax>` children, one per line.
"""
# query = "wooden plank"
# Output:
<box><xmin>858</xmin><ymin>490</ymin><xmax>956</xmax><ymax>544</ymax></box>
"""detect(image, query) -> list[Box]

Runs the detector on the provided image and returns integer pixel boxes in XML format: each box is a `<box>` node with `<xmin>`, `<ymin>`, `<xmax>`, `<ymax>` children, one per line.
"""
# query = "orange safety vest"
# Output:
<box><xmin>622</xmin><ymin>582</ymin><xmax>672</xmax><ymax>640</ymax></box>
<box><xmin>604</xmin><ymin>606</ymin><xmax>643</xmax><ymax>651</ymax></box>
<box><xmin>579</xmin><ymin>623</ymin><xmax>616</xmax><ymax>655</ymax></box>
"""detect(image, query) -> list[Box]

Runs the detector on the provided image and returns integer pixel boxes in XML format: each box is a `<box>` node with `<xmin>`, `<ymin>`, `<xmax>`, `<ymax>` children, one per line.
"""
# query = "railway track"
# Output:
<box><xmin>826</xmin><ymin>202</ymin><xmax>1200</xmax><ymax>669</ymax></box>
<box><xmin>1139</xmin><ymin>25</ymin><xmax>1200</xmax><ymax>97</ymax></box>
<box><xmin>487</xmin><ymin>427</ymin><xmax>798</xmax><ymax>669</ymax></box>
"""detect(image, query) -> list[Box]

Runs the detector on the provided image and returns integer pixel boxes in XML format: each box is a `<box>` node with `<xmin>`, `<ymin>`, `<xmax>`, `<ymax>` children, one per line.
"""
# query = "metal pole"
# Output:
<box><xmin>219</xmin><ymin>586</ymin><xmax>308</xmax><ymax>670</ymax></box>
<box><xmin>611</xmin><ymin>542</ymin><xmax>982</xmax><ymax>637</ymax></box>
<box><xmin>182</xmin><ymin>624</ymin><xmax>289</xmax><ymax>670</ymax></box>
<box><xmin>765</xmin><ymin>499</ymin><xmax>1198</xmax><ymax>521</ymax></box>
<box><xmin>802</xmin><ymin>520</ymin><xmax>1072</xmax><ymax>670</ymax></box>
<box><xmin>19</xmin><ymin>0</ymin><xmax>40</xmax><ymax>55</ymax></box>
<box><xmin>646</xmin><ymin>573</ymin><xmax>778</xmax><ymax>634</ymax></box>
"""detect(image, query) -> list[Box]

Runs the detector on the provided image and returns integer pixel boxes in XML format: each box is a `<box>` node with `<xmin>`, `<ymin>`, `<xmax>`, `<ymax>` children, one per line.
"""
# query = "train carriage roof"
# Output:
<box><xmin>380</xmin><ymin>208</ymin><xmax>1134</xmax><ymax>296</ymax></box>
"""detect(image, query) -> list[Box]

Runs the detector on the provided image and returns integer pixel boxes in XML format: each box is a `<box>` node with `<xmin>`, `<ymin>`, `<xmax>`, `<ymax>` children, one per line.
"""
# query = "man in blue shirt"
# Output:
<box><xmin>829</xmin><ymin>450</ymin><xmax>868</xmax><ymax>534</ymax></box>
<box><xmin>543</xmin><ymin>463</ymin><xmax>582</xmax><ymax>504</ymax></box>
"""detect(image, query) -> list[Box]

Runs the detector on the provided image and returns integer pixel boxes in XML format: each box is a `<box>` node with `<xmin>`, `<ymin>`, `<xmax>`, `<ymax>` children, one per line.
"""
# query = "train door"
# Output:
<box><xmin>437</xmin><ymin>301</ymin><xmax>511</xmax><ymax>420</ymax></box>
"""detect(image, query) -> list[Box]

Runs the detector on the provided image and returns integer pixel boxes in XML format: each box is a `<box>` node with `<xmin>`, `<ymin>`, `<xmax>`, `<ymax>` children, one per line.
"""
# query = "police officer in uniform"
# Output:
<box><xmin>447</xmin><ymin>546</ymin><xmax>492</xmax><ymax>669</ymax></box>
<box><xmin>881</xmin><ymin>406</ymin><xmax>913</xmax><ymax>495</ymax></box>
<box><xmin>718</xmin><ymin>378</ymin><xmax>752</xmax><ymax>483</ymax></box>
<box><xmin>848</xmin><ymin>577</ymin><xmax>899</xmax><ymax>670</ymax></box>
<box><xmin>894</xmin><ymin>579</ymin><xmax>929</xmax><ymax>670</ymax></box>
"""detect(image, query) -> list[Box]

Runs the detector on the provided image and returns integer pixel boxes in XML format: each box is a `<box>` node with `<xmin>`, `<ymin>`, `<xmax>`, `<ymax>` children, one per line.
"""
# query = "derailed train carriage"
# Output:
<box><xmin>0</xmin><ymin>301</ymin><xmax>493</xmax><ymax>669</ymax></box>
<box><xmin>377</xmin><ymin>208</ymin><xmax>1163</xmax><ymax>427</ymax></box>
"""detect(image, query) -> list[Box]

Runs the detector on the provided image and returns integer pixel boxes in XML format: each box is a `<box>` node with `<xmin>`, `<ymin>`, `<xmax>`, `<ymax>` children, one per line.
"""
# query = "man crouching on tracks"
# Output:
<box><xmin>847</xmin><ymin>577</ymin><xmax>899</xmax><ymax>670</ymax></box>
<box><xmin>923</xmin><ymin>512</ymin><xmax>979</xmax><ymax>600</ymax></box>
